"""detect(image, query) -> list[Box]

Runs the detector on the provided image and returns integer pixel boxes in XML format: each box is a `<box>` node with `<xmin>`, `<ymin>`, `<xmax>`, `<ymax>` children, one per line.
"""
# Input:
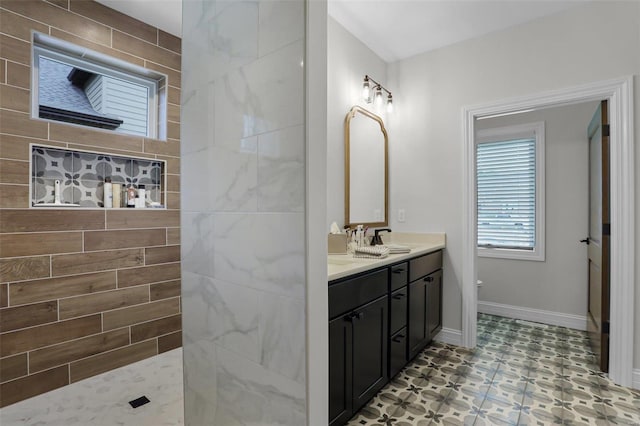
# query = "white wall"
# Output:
<box><xmin>475</xmin><ymin>102</ymin><xmax>597</xmax><ymax>317</ymax></box>
<box><xmin>387</xmin><ymin>1</ymin><xmax>640</xmax><ymax>367</ymax></box>
<box><xmin>327</xmin><ymin>17</ymin><xmax>388</xmax><ymax>230</ymax></box>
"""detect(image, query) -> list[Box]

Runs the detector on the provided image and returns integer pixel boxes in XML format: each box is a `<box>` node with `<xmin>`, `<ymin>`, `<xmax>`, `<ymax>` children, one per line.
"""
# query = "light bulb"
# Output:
<box><xmin>362</xmin><ymin>80</ymin><xmax>370</xmax><ymax>102</ymax></box>
<box><xmin>374</xmin><ymin>87</ymin><xmax>383</xmax><ymax>107</ymax></box>
<box><xmin>386</xmin><ymin>95</ymin><xmax>393</xmax><ymax>113</ymax></box>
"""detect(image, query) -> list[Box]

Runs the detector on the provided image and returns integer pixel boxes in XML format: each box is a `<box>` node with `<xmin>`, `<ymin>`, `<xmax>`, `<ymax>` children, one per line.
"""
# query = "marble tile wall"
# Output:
<box><xmin>181</xmin><ymin>0</ymin><xmax>307</xmax><ymax>425</ymax></box>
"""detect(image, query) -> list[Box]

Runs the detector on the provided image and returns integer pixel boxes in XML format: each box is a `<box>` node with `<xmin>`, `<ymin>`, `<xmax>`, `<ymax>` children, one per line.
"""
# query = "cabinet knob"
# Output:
<box><xmin>424</xmin><ymin>276</ymin><xmax>434</xmax><ymax>282</ymax></box>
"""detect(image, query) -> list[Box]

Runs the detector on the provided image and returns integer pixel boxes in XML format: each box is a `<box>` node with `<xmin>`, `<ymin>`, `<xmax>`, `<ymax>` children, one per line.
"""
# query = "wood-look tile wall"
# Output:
<box><xmin>0</xmin><ymin>0</ymin><xmax>181</xmax><ymax>407</ymax></box>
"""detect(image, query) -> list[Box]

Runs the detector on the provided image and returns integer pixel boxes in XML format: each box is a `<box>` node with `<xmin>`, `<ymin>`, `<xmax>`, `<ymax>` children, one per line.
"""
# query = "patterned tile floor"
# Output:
<box><xmin>347</xmin><ymin>314</ymin><xmax>640</xmax><ymax>426</ymax></box>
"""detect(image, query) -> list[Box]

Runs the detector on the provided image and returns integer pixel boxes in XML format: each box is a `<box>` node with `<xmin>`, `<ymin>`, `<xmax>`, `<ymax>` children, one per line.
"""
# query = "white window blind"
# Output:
<box><xmin>477</xmin><ymin>137</ymin><xmax>536</xmax><ymax>250</ymax></box>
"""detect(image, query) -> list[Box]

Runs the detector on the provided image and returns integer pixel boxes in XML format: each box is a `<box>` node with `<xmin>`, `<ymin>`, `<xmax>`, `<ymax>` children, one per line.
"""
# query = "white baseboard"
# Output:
<box><xmin>478</xmin><ymin>301</ymin><xmax>587</xmax><ymax>331</ymax></box>
<box><xmin>434</xmin><ymin>327</ymin><xmax>462</xmax><ymax>346</ymax></box>
<box><xmin>633</xmin><ymin>368</ymin><xmax>640</xmax><ymax>390</ymax></box>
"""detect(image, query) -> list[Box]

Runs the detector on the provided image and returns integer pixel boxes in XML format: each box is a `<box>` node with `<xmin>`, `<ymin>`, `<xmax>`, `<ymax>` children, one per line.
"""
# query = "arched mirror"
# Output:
<box><xmin>345</xmin><ymin>106</ymin><xmax>388</xmax><ymax>228</ymax></box>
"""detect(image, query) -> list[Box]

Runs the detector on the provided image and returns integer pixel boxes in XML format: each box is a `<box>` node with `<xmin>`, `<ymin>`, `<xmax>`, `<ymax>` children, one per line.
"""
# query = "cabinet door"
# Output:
<box><xmin>329</xmin><ymin>315</ymin><xmax>353</xmax><ymax>426</ymax></box>
<box><xmin>408</xmin><ymin>279</ymin><xmax>427</xmax><ymax>360</ymax></box>
<box><xmin>389</xmin><ymin>327</ymin><xmax>407</xmax><ymax>378</ymax></box>
<box><xmin>352</xmin><ymin>295</ymin><xmax>388</xmax><ymax>412</ymax></box>
<box><xmin>426</xmin><ymin>270</ymin><xmax>443</xmax><ymax>340</ymax></box>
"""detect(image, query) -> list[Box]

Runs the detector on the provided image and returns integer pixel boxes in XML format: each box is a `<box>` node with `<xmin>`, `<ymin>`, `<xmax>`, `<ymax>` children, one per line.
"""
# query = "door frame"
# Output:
<box><xmin>461</xmin><ymin>76</ymin><xmax>635</xmax><ymax>387</ymax></box>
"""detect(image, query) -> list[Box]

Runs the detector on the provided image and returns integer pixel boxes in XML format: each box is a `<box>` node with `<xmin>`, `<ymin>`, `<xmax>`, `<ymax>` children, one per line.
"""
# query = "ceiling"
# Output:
<box><xmin>97</xmin><ymin>0</ymin><xmax>587</xmax><ymax>62</ymax></box>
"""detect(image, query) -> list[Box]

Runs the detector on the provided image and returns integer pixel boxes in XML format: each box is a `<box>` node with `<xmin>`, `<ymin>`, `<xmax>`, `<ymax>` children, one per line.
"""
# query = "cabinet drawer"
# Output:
<box><xmin>409</xmin><ymin>250</ymin><xmax>443</xmax><ymax>282</ymax></box>
<box><xmin>390</xmin><ymin>262</ymin><xmax>408</xmax><ymax>291</ymax></box>
<box><xmin>329</xmin><ymin>269</ymin><xmax>388</xmax><ymax>319</ymax></box>
<box><xmin>389</xmin><ymin>327</ymin><xmax>407</xmax><ymax>379</ymax></box>
<box><xmin>390</xmin><ymin>287</ymin><xmax>407</xmax><ymax>334</ymax></box>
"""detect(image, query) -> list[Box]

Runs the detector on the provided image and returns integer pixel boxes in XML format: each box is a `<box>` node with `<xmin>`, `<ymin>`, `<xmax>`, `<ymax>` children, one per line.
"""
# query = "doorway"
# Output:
<box><xmin>461</xmin><ymin>77</ymin><xmax>635</xmax><ymax>387</ymax></box>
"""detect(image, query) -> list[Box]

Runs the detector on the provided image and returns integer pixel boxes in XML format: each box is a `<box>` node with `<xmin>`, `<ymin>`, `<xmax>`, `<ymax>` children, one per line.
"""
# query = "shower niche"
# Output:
<box><xmin>31</xmin><ymin>145</ymin><xmax>166</xmax><ymax>208</ymax></box>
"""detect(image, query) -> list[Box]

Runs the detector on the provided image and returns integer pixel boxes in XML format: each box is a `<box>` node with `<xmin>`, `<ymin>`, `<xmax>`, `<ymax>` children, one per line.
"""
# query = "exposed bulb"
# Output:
<box><xmin>386</xmin><ymin>95</ymin><xmax>393</xmax><ymax>113</ymax></box>
<box><xmin>362</xmin><ymin>80</ymin><xmax>370</xmax><ymax>102</ymax></box>
<box><xmin>374</xmin><ymin>87</ymin><xmax>383</xmax><ymax>107</ymax></box>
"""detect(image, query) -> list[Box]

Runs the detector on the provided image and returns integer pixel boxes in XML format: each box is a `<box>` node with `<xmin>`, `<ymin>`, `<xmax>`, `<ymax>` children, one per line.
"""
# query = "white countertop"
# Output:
<box><xmin>328</xmin><ymin>232</ymin><xmax>446</xmax><ymax>281</ymax></box>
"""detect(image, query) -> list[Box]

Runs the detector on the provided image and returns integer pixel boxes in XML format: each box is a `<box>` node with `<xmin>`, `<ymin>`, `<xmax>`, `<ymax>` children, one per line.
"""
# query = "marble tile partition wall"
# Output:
<box><xmin>0</xmin><ymin>0</ymin><xmax>181</xmax><ymax>407</ymax></box>
<box><xmin>181</xmin><ymin>0</ymin><xmax>307</xmax><ymax>424</ymax></box>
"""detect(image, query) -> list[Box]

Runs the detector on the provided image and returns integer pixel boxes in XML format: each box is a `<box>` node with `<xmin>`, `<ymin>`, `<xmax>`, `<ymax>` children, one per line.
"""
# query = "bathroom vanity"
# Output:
<box><xmin>328</xmin><ymin>234</ymin><xmax>445</xmax><ymax>426</ymax></box>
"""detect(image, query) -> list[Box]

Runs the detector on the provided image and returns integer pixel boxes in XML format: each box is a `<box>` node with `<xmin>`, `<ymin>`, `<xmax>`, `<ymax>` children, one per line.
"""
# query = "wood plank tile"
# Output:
<box><xmin>0</xmin><ymin>365</ymin><xmax>68</xmax><ymax>408</ymax></box>
<box><xmin>0</xmin><ymin>109</ymin><xmax>49</xmax><ymax>139</ymax></box>
<box><xmin>166</xmin><ymin>121</ymin><xmax>180</xmax><ymax>141</ymax></box>
<box><xmin>143</xmin><ymin>138</ymin><xmax>180</xmax><ymax>156</ymax></box>
<box><xmin>0</xmin><ymin>210</ymin><xmax>105</xmax><ymax>232</ymax></box>
<box><xmin>59</xmin><ymin>286</ymin><xmax>148</xmax><ymax>320</ymax></box>
<box><xmin>131</xmin><ymin>313</ymin><xmax>180</xmax><ymax>343</ymax></box>
<box><xmin>167</xmin><ymin>86</ymin><xmax>180</xmax><ymax>104</ymax></box>
<box><xmin>106</xmin><ymin>210</ymin><xmax>179</xmax><ymax>229</ymax></box>
<box><xmin>0</xmin><ymin>256</ymin><xmax>50</xmax><ymax>283</ymax></box>
<box><xmin>0</xmin><ymin>34</ymin><xmax>30</xmax><ymax>66</ymax></box>
<box><xmin>70</xmin><ymin>339</ymin><xmax>156</xmax><ymax>383</ymax></box>
<box><xmin>45</xmin><ymin>0</ymin><xmax>69</xmax><ymax>8</ymax></box>
<box><xmin>157</xmin><ymin>31</ymin><xmax>181</xmax><ymax>54</ymax></box>
<box><xmin>29</xmin><ymin>328</ymin><xmax>129</xmax><ymax>373</ymax></box>
<box><xmin>103</xmin><ymin>297</ymin><xmax>179</xmax><ymax>331</ymax></box>
<box><xmin>0</xmin><ymin>184</ymin><xmax>28</xmax><ymax>208</ymax></box>
<box><xmin>0</xmin><ymin>300</ymin><xmax>57</xmax><ymax>332</ymax></box>
<box><xmin>49</xmin><ymin>28</ymin><xmax>145</xmax><ymax>67</ymax></box>
<box><xmin>0</xmin><ymin>232</ymin><xmax>82</xmax><ymax>258</ymax></box>
<box><xmin>69</xmin><ymin>0</ymin><xmax>158</xmax><ymax>44</ymax></box>
<box><xmin>2</xmin><ymin>0</ymin><xmax>111</xmax><ymax>46</ymax></box>
<box><xmin>0</xmin><ymin>8</ymin><xmax>49</xmax><ymax>41</ymax></box>
<box><xmin>117</xmin><ymin>263</ymin><xmax>180</xmax><ymax>288</ymax></box>
<box><xmin>112</xmin><ymin>30</ymin><xmax>180</xmax><ymax>71</ymax></box>
<box><xmin>51</xmin><ymin>248</ymin><xmax>143</xmax><ymax>276</ymax></box>
<box><xmin>0</xmin><ymin>59</ymin><xmax>5</xmax><ymax>84</ymax></box>
<box><xmin>166</xmin><ymin>228</ymin><xmax>180</xmax><ymax>245</ymax></box>
<box><xmin>144</xmin><ymin>60</ymin><xmax>180</xmax><ymax>89</ymax></box>
<box><xmin>0</xmin><ymin>83</ymin><xmax>28</xmax><ymax>112</ymax></box>
<box><xmin>9</xmin><ymin>271</ymin><xmax>116</xmax><ymax>305</ymax></box>
<box><xmin>0</xmin><ymin>158</ymin><xmax>28</xmax><ymax>184</ymax></box>
<box><xmin>0</xmin><ymin>314</ymin><xmax>101</xmax><ymax>357</ymax></box>
<box><xmin>166</xmin><ymin>192</ymin><xmax>180</xmax><ymax>210</ymax></box>
<box><xmin>0</xmin><ymin>283</ymin><xmax>7</xmax><ymax>307</ymax></box>
<box><xmin>166</xmin><ymin>174</ymin><xmax>180</xmax><ymax>192</ymax></box>
<box><xmin>0</xmin><ymin>134</ymin><xmax>58</xmax><ymax>161</ymax></box>
<box><xmin>145</xmin><ymin>245</ymin><xmax>180</xmax><ymax>265</ymax></box>
<box><xmin>5</xmin><ymin>61</ymin><xmax>29</xmax><ymax>89</ymax></box>
<box><xmin>150</xmin><ymin>280</ymin><xmax>180</xmax><ymax>301</ymax></box>
<box><xmin>167</xmin><ymin>103</ymin><xmax>180</xmax><ymax>124</ymax></box>
<box><xmin>158</xmin><ymin>330</ymin><xmax>181</xmax><ymax>353</ymax></box>
<box><xmin>0</xmin><ymin>352</ymin><xmax>27</xmax><ymax>382</ymax></box>
<box><xmin>49</xmin><ymin>122</ymin><xmax>144</xmax><ymax>152</ymax></box>
<box><xmin>84</xmin><ymin>229</ymin><xmax>166</xmax><ymax>252</ymax></box>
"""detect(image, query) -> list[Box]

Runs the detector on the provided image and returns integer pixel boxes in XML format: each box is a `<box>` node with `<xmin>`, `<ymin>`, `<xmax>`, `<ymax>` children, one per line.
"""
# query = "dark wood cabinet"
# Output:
<box><xmin>408</xmin><ymin>253</ymin><xmax>443</xmax><ymax>360</ymax></box>
<box><xmin>329</xmin><ymin>249</ymin><xmax>443</xmax><ymax>426</ymax></box>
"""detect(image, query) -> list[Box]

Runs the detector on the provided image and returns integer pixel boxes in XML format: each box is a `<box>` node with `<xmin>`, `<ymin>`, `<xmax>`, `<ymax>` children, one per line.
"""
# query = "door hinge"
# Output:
<box><xmin>602</xmin><ymin>124</ymin><xmax>610</xmax><ymax>137</ymax></box>
<box><xmin>602</xmin><ymin>321</ymin><xmax>610</xmax><ymax>334</ymax></box>
<box><xmin>603</xmin><ymin>223</ymin><xmax>610</xmax><ymax>236</ymax></box>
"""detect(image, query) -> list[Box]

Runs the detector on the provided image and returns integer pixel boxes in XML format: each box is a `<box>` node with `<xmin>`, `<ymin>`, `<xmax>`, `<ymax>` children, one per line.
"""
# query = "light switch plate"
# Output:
<box><xmin>398</xmin><ymin>209</ymin><xmax>405</xmax><ymax>222</ymax></box>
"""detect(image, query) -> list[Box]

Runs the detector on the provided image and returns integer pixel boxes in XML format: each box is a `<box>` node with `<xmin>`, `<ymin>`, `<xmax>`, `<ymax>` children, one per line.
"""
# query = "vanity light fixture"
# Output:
<box><xmin>362</xmin><ymin>75</ymin><xmax>393</xmax><ymax>113</ymax></box>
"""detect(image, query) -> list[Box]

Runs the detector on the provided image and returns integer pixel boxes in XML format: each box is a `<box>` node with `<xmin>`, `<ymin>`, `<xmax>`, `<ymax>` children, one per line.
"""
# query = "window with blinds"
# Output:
<box><xmin>476</xmin><ymin>122</ymin><xmax>545</xmax><ymax>261</ymax></box>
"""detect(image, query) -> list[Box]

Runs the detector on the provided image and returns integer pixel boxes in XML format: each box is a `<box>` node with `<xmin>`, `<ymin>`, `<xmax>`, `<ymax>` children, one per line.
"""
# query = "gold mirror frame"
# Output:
<box><xmin>344</xmin><ymin>106</ymin><xmax>389</xmax><ymax>228</ymax></box>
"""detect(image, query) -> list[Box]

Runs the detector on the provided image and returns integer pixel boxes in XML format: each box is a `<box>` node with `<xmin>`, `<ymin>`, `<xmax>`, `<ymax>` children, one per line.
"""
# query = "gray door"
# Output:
<box><xmin>586</xmin><ymin>100</ymin><xmax>610</xmax><ymax>372</ymax></box>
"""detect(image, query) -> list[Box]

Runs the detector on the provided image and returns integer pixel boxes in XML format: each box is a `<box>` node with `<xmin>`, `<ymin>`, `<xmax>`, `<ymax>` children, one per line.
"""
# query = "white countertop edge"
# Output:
<box><xmin>328</xmin><ymin>233</ymin><xmax>446</xmax><ymax>281</ymax></box>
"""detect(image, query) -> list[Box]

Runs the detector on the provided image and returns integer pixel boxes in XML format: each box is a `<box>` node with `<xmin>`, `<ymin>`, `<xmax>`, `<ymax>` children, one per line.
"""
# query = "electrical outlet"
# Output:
<box><xmin>398</xmin><ymin>209</ymin><xmax>405</xmax><ymax>223</ymax></box>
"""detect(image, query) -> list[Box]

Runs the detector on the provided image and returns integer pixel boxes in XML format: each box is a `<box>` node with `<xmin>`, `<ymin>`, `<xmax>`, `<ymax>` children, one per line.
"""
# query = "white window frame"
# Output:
<box><xmin>31</xmin><ymin>32</ymin><xmax>164</xmax><ymax>139</ymax></box>
<box><xmin>476</xmin><ymin>121</ymin><xmax>545</xmax><ymax>261</ymax></box>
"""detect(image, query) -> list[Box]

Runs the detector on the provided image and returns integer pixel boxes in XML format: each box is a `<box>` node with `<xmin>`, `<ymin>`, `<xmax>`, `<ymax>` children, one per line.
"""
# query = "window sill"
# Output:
<box><xmin>477</xmin><ymin>247</ymin><xmax>545</xmax><ymax>262</ymax></box>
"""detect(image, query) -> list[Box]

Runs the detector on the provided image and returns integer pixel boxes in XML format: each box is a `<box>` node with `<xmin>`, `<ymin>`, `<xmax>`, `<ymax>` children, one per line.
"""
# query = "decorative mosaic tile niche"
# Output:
<box><xmin>31</xmin><ymin>145</ymin><xmax>165</xmax><ymax>208</ymax></box>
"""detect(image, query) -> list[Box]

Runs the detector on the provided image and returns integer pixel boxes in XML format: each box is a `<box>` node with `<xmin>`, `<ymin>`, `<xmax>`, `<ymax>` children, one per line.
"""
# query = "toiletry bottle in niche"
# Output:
<box><xmin>136</xmin><ymin>185</ymin><xmax>146</xmax><ymax>208</ymax></box>
<box><xmin>127</xmin><ymin>185</ymin><xmax>136</xmax><ymax>208</ymax></box>
<box><xmin>112</xmin><ymin>183</ymin><xmax>121</xmax><ymax>208</ymax></box>
<box><xmin>104</xmin><ymin>177</ymin><xmax>113</xmax><ymax>208</ymax></box>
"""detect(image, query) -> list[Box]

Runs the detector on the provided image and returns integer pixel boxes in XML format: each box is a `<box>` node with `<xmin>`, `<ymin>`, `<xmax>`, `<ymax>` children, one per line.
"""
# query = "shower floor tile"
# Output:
<box><xmin>0</xmin><ymin>348</ymin><xmax>183</xmax><ymax>426</ymax></box>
